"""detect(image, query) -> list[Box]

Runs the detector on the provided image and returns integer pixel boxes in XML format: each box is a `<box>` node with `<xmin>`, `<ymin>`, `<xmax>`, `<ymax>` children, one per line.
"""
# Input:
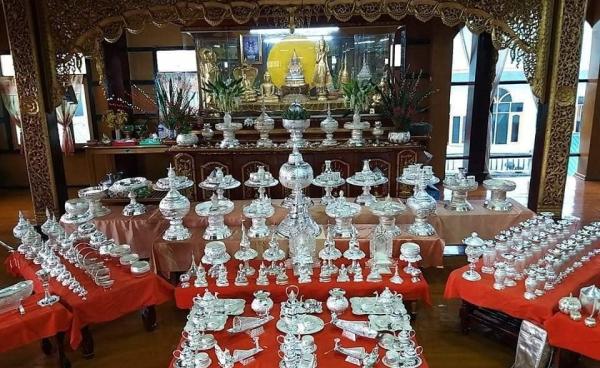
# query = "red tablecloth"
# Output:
<box><xmin>174</xmin><ymin>260</ymin><xmax>430</xmax><ymax>309</ymax></box>
<box><xmin>443</xmin><ymin>255</ymin><xmax>600</xmax><ymax>324</ymax></box>
<box><xmin>0</xmin><ymin>293</ymin><xmax>78</xmax><ymax>353</ymax></box>
<box><xmin>544</xmin><ymin>312</ymin><xmax>600</xmax><ymax>361</ymax></box>
<box><xmin>5</xmin><ymin>248</ymin><xmax>174</xmax><ymax>348</ymax></box>
<box><xmin>168</xmin><ymin>305</ymin><xmax>429</xmax><ymax>368</ymax></box>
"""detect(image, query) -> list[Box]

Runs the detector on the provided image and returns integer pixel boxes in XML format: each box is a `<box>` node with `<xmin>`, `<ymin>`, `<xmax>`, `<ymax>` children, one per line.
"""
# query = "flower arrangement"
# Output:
<box><xmin>201</xmin><ymin>75</ymin><xmax>244</xmax><ymax>114</ymax></box>
<box><xmin>341</xmin><ymin>80</ymin><xmax>375</xmax><ymax>113</ymax></box>
<box><xmin>376</xmin><ymin>67</ymin><xmax>438</xmax><ymax>132</ymax></box>
<box><xmin>101</xmin><ymin>109</ymin><xmax>128</xmax><ymax>131</ymax></box>
<box><xmin>282</xmin><ymin>102</ymin><xmax>310</xmax><ymax>121</ymax></box>
<box><xmin>156</xmin><ymin>77</ymin><xmax>197</xmax><ymax>135</ymax></box>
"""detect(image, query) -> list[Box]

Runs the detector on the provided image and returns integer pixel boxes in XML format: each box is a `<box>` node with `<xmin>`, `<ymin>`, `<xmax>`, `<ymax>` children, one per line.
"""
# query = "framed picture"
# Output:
<box><xmin>240</xmin><ymin>34</ymin><xmax>262</xmax><ymax>64</ymax></box>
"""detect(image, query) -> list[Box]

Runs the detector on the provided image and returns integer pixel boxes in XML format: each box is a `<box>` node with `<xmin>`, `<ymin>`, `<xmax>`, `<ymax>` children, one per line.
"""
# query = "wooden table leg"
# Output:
<box><xmin>41</xmin><ymin>337</ymin><xmax>53</xmax><ymax>355</ymax></box>
<box><xmin>56</xmin><ymin>332</ymin><xmax>71</xmax><ymax>368</ymax></box>
<box><xmin>459</xmin><ymin>300</ymin><xmax>473</xmax><ymax>335</ymax></box>
<box><xmin>81</xmin><ymin>326</ymin><xmax>94</xmax><ymax>359</ymax></box>
<box><xmin>142</xmin><ymin>305</ymin><xmax>157</xmax><ymax>332</ymax></box>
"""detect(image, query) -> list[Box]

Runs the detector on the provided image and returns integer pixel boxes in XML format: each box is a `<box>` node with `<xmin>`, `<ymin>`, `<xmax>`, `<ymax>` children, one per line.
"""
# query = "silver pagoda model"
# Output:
<box><xmin>346</xmin><ymin>159</ymin><xmax>388</xmax><ymax>205</ymax></box>
<box><xmin>277</xmin><ymin>146</ymin><xmax>320</xmax><ymax>238</ymax></box>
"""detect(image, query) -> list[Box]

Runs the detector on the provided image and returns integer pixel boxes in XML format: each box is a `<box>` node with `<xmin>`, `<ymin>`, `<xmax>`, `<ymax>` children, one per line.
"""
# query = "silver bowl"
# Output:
<box><xmin>78</xmin><ymin>186</ymin><xmax>111</xmax><ymax>218</ymax></box>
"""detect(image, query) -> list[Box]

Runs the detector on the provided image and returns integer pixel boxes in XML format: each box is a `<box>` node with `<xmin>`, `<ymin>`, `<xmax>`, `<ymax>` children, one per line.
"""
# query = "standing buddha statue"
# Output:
<box><xmin>313</xmin><ymin>37</ymin><xmax>333</xmax><ymax>101</ymax></box>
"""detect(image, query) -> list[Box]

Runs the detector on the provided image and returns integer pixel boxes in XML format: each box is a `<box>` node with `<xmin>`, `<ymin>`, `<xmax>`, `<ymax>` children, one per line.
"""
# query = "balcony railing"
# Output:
<box><xmin>446</xmin><ymin>153</ymin><xmax>581</xmax><ymax>177</ymax></box>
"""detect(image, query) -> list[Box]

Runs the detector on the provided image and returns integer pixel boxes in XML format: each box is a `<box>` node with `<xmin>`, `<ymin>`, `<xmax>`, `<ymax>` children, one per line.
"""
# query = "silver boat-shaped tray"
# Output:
<box><xmin>368</xmin><ymin>315</ymin><xmax>412</xmax><ymax>332</ymax></box>
<box><xmin>0</xmin><ymin>280</ymin><xmax>33</xmax><ymax>315</ymax></box>
<box><xmin>349</xmin><ymin>297</ymin><xmax>407</xmax><ymax>315</ymax></box>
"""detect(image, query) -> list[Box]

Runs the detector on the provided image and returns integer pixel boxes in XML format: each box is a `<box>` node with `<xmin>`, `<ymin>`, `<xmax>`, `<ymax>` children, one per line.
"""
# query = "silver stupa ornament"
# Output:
<box><xmin>277</xmin><ymin>146</ymin><xmax>320</xmax><ymax>238</ymax></box>
<box><xmin>159</xmin><ymin>168</ymin><xmax>192</xmax><ymax>241</ymax></box>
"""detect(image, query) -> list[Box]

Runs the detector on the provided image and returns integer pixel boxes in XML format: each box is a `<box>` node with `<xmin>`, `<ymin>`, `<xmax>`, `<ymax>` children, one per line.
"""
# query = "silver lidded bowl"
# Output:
<box><xmin>443</xmin><ymin>168</ymin><xmax>478</xmax><ymax>212</ymax></box>
<box><xmin>367</xmin><ymin>195</ymin><xmax>406</xmax><ymax>237</ymax></box>
<box><xmin>320</xmin><ymin>105</ymin><xmax>338</xmax><ymax>146</ymax></box>
<box><xmin>78</xmin><ymin>186</ymin><xmax>111</xmax><ymax>218</ymax></box>
<box><xmin>108</xmin><ymin>177</ymin><xmax>150</xmax><ymax>198</ymax></box>
<box><xmin>159</xmin><ymin>176</ymin><xmax>191</xmax><ymax>241</ymax></box>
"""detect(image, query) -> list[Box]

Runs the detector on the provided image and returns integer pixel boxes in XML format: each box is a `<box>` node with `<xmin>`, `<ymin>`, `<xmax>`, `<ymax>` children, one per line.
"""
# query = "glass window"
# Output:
<box><xmin>0</xmin><ymin>54</ymin><xmax>15</xmax><ymax>76</ymax></box>
<box><xmin>451</xmin><ymin>116</ymin><xmax>461</xmax><ymax>144</ymax></box>
<box><xmin>450</xmin><ymin>28</ymin><xmax>474</xmax><ymax>83</ymax></box>
<box><xmin>156</xmin><ymin>50</ymin><xmax>197</xmax><ymax>72</ymax></box>
<box><xmin>511</xmin><ymin>115</ymin><xmax>520</xmax><ymax>142</ymax></box>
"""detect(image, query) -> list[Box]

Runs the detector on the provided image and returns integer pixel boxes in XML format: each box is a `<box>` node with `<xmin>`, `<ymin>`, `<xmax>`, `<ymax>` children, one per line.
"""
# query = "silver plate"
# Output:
<box><xmin>276</xmin><ymin>315</ymin><xmax>325</xmax><ymax>335</ymax></box>
<box><xmin>349</xmin><ymin>297</ymin><xmax>407</xmax><ymax>315</ymax></box>
<box><xmin>185</xmin><ymin>314</ymin><xmax>228</xmax><ymax>332</ymax></box>
<box><xmin>382</xmin><ymin>356</ymin><xmax>422</xmax><ymax>368</ymax></box>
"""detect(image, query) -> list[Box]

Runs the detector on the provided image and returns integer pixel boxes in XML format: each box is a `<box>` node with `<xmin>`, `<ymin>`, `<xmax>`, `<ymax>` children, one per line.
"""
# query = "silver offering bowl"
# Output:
<box><xmin>78</xmin><ymin>186</ymin><xmax>111</xmax><ymax>218</ymax></box>
<box><xmin>344</xmin><ymin>110</ymin><xmax>370</xmax><ymax>147</ymax></box>
<box><xmin>483</xmin><ymin>179</ymin><xmax>517</xmax><ymax>212</ymax></box>
<box><xmin>283</xmin><ymin>118</ymin><xmax>311</xmax><ymax>148</ymax></box>
<box><xmin>253</xmin><ymin>107</ymin><xmax>275</xmax><ymax>148</ymax></box>
<box><xmin>199</xmin><ymin>167</ymin><xmax>240</xmax><ymax>201</ymax></box>
<box><xmin>277</xmin><ymin>147</ymin><xmax>320</xmax><ymax>238</ymax></box>
<box><xmin>443</xmin><ymin>168</ymin><xmax>478</xmax><ymax>212</ymax></box>
<box><xmin>397</xmin><ymin>164</ymin><xmax>440</xmax><ymax>187</ymax></box>
<box><xmin>109</xmin><ymin>177</ymin><xmax>150</xmax><ymax>198</ymax></box>
<box><xmin>325</xmin><ymin>191</ymin><xmax>361</xmax><ymax>238</ymax></box>
<box><xmin>346</xmin><ymin>159</ymin><xmax>388</xmax><ymax>205</ymax></box>
<box><xmin>312</xmin><ymin>160</ymin><xmax>345</xmax><ymax>205</ymax></box>
<box><xmin>406</xmin><ymin>174</ymin><xmax>437</xmax><ymax>236</ymax></box>
<box><xmin>195</xmin><ymin>196</ymin><xmax>235</xmax><ymax>240</ymax></box>
<box><xmin>61</xmin><ymin>198</ymin><xmax>93</xmax><ymax>224</ymax></box>
<box><xmin>215</xmin><ymin>112</ymin><xmax>242</xmax><ymax>148</ymax></box>
<box><xmin>153</xmin><ymin>165</ymin><xmax>194</xmax><ymax>192</ymax></box>
<box><xmin>367</xmin><ymin>195</ymin><xmax>406</xmax><ymax>237</ymax></box>
<box><xmin>243</xmin><ymin>200</ymin><xmax>274</xmax><ymax>238</ymax></box>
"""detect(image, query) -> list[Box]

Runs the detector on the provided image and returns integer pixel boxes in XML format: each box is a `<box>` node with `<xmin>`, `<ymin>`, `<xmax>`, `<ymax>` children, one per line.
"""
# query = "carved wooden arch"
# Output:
<box><xmin>173</xmin><ymin>153</ymin><xmax>197</xmax><ymax>200</ymax></box>
<box><xmin>369</xmin><ymin>158</ymin><xmax>391</xmax><ymax>197</ymax></box>
<box><xmin>41</xmin><ymin>0</ymin><xmax>551</xmax><ymax>105</ymax></box>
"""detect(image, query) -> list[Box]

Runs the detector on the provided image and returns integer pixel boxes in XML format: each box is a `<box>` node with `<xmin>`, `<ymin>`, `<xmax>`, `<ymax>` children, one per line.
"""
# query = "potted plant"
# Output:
<box><xmin>101</xmin><ymin>109</ymin><xmax>128</xmax><ymax>140</ymax></box>
<box><xmin>341</xmin><ymin>80</ymin><xmax>374</xmax><ymax>146</ymax></box>
<box><xmin>282</xmin><ymin>102</ymin><xmax>311</xmax><ymax>147</ymax></box>
<box><xmin>156</xmin><ymin>78</ymin><xmax>198</xmax><ymax>146</ymax></box>
<box><xmin>377</xmin><ymin>68</ymin><xmax>437</xmax><ymax>143</ymax></box>
<box><xmin>202</xmin><ymin>75</ymin><xmax>245</xmax><ymax>148</ymax></box>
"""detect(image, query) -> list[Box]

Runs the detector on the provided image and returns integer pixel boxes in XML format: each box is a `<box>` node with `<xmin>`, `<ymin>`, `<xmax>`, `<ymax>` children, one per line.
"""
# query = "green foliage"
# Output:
<box><xmin>155</xmin><ymin>78</ymin><xmax>197</xmax><ymax>134</ymax></box>
<box><xmin>341</xmin><ymin>79</ymin><xmax>375</xmax><ymax>113</ymax></box>
<box><xmin>202</xmin><ymin>75</ymin><xmax>244</xmax><ymax>113</ymax></box>
<box><xmin>376</xmin><ymin>67</ymin><xmax>437</xmax><ymax>132</ymax></box>
<box><xmin>282</xmin><ymin>102</ymin><xmax>310</xmax><ymax>120</ymax></box>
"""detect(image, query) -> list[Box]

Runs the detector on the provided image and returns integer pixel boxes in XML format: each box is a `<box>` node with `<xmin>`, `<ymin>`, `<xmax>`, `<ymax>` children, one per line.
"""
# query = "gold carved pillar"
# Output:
<box><xmin>1</xmin><ymin>0</ymin><xmax>59</xmax><ymax>222</ymax></box>
<box><xmin>532</xmin><ymin>0</ymin><xmax>588</xmax><ymax>214</ymax></box>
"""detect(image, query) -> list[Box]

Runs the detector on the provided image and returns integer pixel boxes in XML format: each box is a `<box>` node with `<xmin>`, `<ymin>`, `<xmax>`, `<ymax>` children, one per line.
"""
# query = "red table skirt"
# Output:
<box><xmin>0</xmin><ymin>294</ymin><xmax>79</xmax><ymax>352</ymax></box>
<box><xmin>174</xmin><ymin>260</ymin><xmax>431</xmax><ymax>309</ymax></box>
<box><xmin>168</xmin><ymin>305</ymin><xmax>429</xmax><ymax>368</ymax></box>
<box><xmin>5</xmin><ymin>249</ymin><xmax>174</xmax><ymax>348</ymax></box>
<box><xmin>544</xmin><ymin>312</ymin><xmax>600</xmax><ymax>361</ymax></box>
<box><xmin>443</xmin><ymin>253</ymin><xmax>600</xmax><ymax>324</ymax></box>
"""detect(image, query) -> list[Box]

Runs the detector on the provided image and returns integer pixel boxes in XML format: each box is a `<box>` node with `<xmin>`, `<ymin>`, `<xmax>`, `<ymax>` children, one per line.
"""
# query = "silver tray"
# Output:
<box><xmin>349</xmin><ymin>297</ymin><xmax>407</xmax><ymax>315</ymax></box>
<box><xmin>276</xmin><ymin>315</ymin><xmax>324</xmax><ymax>335</ymax></box>
<box><xmin>382</xmin><ymin>355</ymin><xmax>422</xmax><ymax>368</ymax></box>
<box><xmin>0</xmin><ymin>280</ymin><xmax>33</xmax><ymax>315</ymax></box>
<box><xmin>200</xmin><ymin>299</ymin><xmax>246</xmax><ymax>316</ymax></box>
<box><xmin>185</xmin><ymin>314</ymin><xmax>228</xmax><ymax>332</ymax></box>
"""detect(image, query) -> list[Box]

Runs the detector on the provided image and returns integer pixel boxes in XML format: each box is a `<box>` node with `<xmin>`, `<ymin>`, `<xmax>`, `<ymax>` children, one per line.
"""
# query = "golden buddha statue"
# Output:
<box><xmin>233</xmin><ymin>63</ymin><xmax>258</xmax><ymax>103</ymax></box>
<box><xmin>260</xmin><ymin>71</ymin><xmax>279</xmax><ymax>103</ymax></box>
<box><xmin>338</xmin><ymin>51</ymin><xmax>350</xmax><ymax>86</ymax></box>
<box><xmin>313</xmin><ymin>37</ymin><xmax>333</xmax><ymax>101</ymax></box>
<box><xmin>198</xmin><ymin>48</ymin><xmax>219</xmax><ymax>108</ymax></box>
<box><xmin>285</xmin><ymin>49</ymin><xmax>307</xmax><ymax>88</ymax></box>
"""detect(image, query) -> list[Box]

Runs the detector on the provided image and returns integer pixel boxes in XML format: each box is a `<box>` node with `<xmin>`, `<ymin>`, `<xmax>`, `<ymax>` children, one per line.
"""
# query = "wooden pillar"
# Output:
<box><xmin>428</xmin><ymin>23</ymin><xmax>453</xmax><ymax>180</ymax></box>
<box><xmin>529</xmin><ymin>0</ymin><xmax>588</xmax><ymax>213</ymax></box>
<box><xmin>1</xmin><ymin>0</ymin><xmax>65</xmax><ymax>221</ymax></box>
<box><xmin>463</xmin><ymin>33</ymin><xmax>496</xmax><ymax>182</ymax></box>
<box><xmin>576</xmin><ymin>14</ymin><xmax>600</xmax><ymax>179</ymax></box>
